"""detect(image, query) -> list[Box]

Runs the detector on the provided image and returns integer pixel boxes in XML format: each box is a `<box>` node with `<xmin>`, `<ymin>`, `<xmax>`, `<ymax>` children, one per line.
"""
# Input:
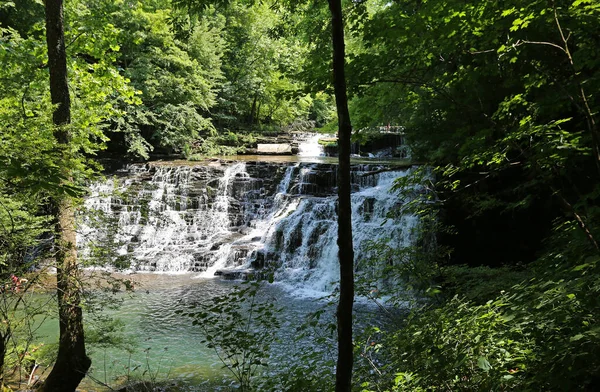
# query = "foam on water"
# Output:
<box><xmin>80</xmin><ymin>160</ymin><xmax>420</xmax><ymax>297</ymax></box>
<box><xmin>297</xmin><ymin>134</ymin><xmax>325</xmax><ymax>157</ymax></box>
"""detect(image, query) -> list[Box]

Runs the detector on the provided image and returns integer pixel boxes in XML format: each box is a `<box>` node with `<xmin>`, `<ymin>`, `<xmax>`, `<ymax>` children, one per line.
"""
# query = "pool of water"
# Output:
<box><xmin>83</xmin><ymin>277</ymin><xmax>235</xmax><ymax>389</ymax></box>
<box><xmin>31</xmin><ymin>273</ymin><xmax>388</xmax><ymax>391</ymax></box>
<box><xmin>29</xmin><ymin>274</ymin><xmax>345</xmax><ymax>390</ymax></box>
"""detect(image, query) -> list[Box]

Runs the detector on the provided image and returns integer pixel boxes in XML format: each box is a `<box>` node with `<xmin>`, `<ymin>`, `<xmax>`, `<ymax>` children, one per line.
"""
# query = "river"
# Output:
<box><xmin>30</xmin><ymin>273</ymin><xmax>386</xmax><ymax>391</ymax></box>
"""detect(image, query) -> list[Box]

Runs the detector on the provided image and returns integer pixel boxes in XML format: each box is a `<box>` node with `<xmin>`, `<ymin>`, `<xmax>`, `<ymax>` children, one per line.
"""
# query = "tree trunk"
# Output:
<box><xmin>40</xmin><ymin>0</ymin><xmax>91</xmax><ymax>390</ymax></box>
<box><xmin>256</xmin><ymin>101</ymin><xmax>262</xmax><ymax>124</ymax></box>
<box><xmin>249</xmin><ymin>93</ymin><xmax>258</xmax><ymax>125</ymax></box>
<box><xmin>328</xmin><ymin>0</ymin><xmax>354</xmax><ymax>390</ymax></box>
<box><xmin>0</xmin><ymin>334</ymin><xmax>6</xmax><ymax>384</ymax></box>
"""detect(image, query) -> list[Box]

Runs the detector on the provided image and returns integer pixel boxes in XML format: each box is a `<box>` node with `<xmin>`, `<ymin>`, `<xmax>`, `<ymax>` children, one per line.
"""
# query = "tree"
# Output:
<box><xmin>327</xmin><ymin>0</ymin><xmax>354</xmax><ymax>390</ymax></box>
<box><xmin>39</xmin><ymin>0</ymin><xmax>91</xmax><ymax>390</ymax></box>
<box><xmin>345</xmin><ymin>0</ymin><xmax>600</xmax><ymax>266</ymax></box>
<box><xmin>110</xmin><ymin>0</ymin><xmax>224</xmax><ymax>156</ymax></box>
<box><xmin>344</xmin><ymin>1</ymin><xmax>600</xmax><ymax>390</ymax></box>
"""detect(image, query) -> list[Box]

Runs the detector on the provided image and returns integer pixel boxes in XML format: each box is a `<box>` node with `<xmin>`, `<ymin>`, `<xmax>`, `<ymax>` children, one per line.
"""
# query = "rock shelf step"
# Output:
<box><xmin>214</xmin><ymin>268</ymin><xmax>256</xmax><ymax>280</ymax></box>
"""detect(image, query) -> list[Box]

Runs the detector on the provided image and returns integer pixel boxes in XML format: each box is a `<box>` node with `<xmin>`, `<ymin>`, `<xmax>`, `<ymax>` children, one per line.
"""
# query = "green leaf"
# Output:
<box><xmin>570</xmin><ymin>334</ymin><xmax>584</xmax><ymax>342</ymax></box>
<box><xmin>477</xmin><ymin>356</ymin><xmax>492</xmax><ymax>371</ymax></box>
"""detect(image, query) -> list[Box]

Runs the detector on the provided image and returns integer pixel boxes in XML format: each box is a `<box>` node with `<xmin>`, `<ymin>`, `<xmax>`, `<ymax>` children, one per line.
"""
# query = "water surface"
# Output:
<box><xmin>62</xmin><ymin>274</ymin><xmax>344</xmax><ymax>390</ymax></box>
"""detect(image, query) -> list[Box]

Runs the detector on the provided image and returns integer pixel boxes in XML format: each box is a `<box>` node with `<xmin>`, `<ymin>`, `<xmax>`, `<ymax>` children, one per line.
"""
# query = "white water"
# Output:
<box><xmin>80</xmin><ymin>161</ymin><xmax>419</xmax><ymax>297</ymax></box>
<box><xmin>297</xmin><ymin>134</ymin><xmax>325</xmax><ymax>157</ymax></box>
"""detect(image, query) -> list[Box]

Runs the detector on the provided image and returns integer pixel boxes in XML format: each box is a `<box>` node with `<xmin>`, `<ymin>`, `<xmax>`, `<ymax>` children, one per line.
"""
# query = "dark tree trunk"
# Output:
<box><xmin>0</xmin><ymin>334</ymin><xmax>6</xmax><ymax>381</ymax></box>
<box><xmin>40</xmin><ymin>0</ymin><xmax>91</xmax><ymax>390</ymax></box>
<box><xmin>249</xmin><ymin>93</ymin><xmax>258</xmax><ymax>125</ymax></box>
<box><xmin>328</xmin><ymin>0</ymin><xmax>354</xmax><ymax>390</ymax></box>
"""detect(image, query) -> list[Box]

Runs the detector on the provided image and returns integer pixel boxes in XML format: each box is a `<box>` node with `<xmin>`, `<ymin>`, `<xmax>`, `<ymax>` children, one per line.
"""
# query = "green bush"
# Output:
<box><xmin>359</xmin><ymin>257</ymin><xmax>600</xmax><ymax>392</ymax></box>
<box><xmin>439</xmin><ymin>265</ymin><xmax>530</xmax><ymax>304</ymax></box>
<box><xmin>252</xmin><ymin>124</ymin><xmax>280</xmax><ymax>136</ymax></box>
<box><xmin>179</xmin><ymin>283</ymin><xmax>280</xmax><ymax>391</ymax></box>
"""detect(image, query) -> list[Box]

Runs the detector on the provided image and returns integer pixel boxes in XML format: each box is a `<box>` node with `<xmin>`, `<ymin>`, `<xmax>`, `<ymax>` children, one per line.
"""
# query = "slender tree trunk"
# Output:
<box><xmin>256</xmin><ymin>101</ymin><xmax>262</xmax><ymax>124</ymax></box>
<box><xmin>249</xmin><ymin>93</ymin><xmax>258</xmax><ymax>125</ymax></box>
<box><xmin>0</xmin><ymin>334</ymin><xmax>6</xmax><ymax>384</ymax></box>
<box><xmin>40</xmin><ymin>0</ymin><xmax>91</xmax><ymax>390</ymax></box>
<box><xmin>328</xmin><ymin>0</ymin><xmax>354</xmax><ymax>390</ymax></box>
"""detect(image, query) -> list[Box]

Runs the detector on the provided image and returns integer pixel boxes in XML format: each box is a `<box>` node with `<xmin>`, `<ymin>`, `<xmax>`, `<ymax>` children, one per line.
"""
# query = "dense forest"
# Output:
<box><xmin>1</xmin><ymin>0</ymin><xmax>599</xmax><ymax>390</ymax></box>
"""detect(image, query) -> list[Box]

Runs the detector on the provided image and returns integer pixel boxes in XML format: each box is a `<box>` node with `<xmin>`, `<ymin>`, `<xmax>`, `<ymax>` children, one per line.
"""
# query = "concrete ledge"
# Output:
<box><xmin>257</xmin><ymin>143</ymin><xmax>292</xmax><ymax>155</ymax></box>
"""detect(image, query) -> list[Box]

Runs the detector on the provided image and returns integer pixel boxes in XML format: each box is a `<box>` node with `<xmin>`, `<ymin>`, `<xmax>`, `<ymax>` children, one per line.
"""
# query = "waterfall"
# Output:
<box><xmin>80</xmin><ymin>160</ymin><xmax>419</xmax><ymax>295</ymax></box>
<box><xmin>297</xmin><ymin>134</ymin><xmax>325</xmax><ymax>157</ymax></box>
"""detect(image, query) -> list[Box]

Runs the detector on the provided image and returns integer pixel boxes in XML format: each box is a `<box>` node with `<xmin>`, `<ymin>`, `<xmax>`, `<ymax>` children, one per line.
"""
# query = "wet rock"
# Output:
<box><xmin>81</xmin><ymin>159</ymin><xmax>417</xmax><ymax>284</ymax></box>
<box><xmin>214</xmin><ymin>268</ymin><xmax>256</xmax><ymax>280</ymax></box>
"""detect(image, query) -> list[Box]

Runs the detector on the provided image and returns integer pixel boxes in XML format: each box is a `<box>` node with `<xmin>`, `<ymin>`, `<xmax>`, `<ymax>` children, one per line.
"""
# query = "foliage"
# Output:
<box><xmin>0</xmin><ymin>1</ymin><xmax>138</xmax><ymax>387</ymax></box>
<box><xmin>2</xmin><ymin>0</ymin><xmax>600</xmax><ymax>389</ymax></box>
<box><xmin>94</xmin><ymin>0</ymin><xmax>224</xmax><ymax>156</ymax></box>
<box><xmin>0</xmin><ymin>275</ymin><xmax>53</xmax><ymax>386</ymax></box>
<box><xmin>359</xmin><ymin>253</ymin><xmax>600</xmax><ymax>392</ymax></box>
<box><xmin>2</xmin><ymin>0</ymin><xmax>335</xmax><ymax>161</ymax></box>
<box><xmin>0</xmin><ymin>194</ymin><xmax>49</xmax><ymax>272</ymax></box>
<box><xmin>439</xmin><ymin>264</ymin><xmax>530</xmax><ymax>304</ymax></box>
<box><xmin>211</xmin><ymin>0</ymin><xmax>311</xmax><ymax>129</ymax></box>
<box><xmin>343</xmin><ymin>3</ymin><xmax>600</xmax><ymax>387</ymax></box>
<box><xmin>355</xmin><ymin>162</ymin><xmax>600</xmax><ymax>391</ymax></box>
<box><xmin>179</xmin><ymin>283</ymin><xmax>280</xmax><ymax>391</ymax></box>
<box><xmin>346</xmin><ymin>0</ymin><xmax>600</xmax><ymax>258</ymax></box>
<box><xmin>186</xmin><ymin>139</ymin><xmax>245</xmax><ymax>157</ymax></box>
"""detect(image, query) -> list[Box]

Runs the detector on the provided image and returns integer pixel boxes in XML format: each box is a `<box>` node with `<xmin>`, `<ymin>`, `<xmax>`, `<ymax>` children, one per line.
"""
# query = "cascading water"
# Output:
<box><xmin>80</xmin><ymin>160</ymin><xmax>419</xmax><ymax>296</ymax></box>
<box><xmin>297</xmin><ymin>134</ymin><xmax>325</xmax><ymax>157</ymax></box>
<box><xmin>80</xmin><ymin>162</ymin><xmax>252</xmax><ymax>273</ymax></box>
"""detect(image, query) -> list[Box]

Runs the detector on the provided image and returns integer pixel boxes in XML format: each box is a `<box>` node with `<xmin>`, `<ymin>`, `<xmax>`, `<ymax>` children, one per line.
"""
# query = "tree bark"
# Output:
<box><xmin>0</xmin><ymin>334</ymin><xmax>6</xmax><ymax>383</ymax></box>
<box><xmin>328</xmin><ymin>0</ymin><xmax>354</xmax><ymax>390</ymax></box>
<box><xmin>40</xmin><ymin>0</ymin><xmax>91</xmax><ymax>390</ymax></box>
<box><xmin>249</xmin><ymin>93</ymin><xmax>258</xmax><ymax>125</ymax></box>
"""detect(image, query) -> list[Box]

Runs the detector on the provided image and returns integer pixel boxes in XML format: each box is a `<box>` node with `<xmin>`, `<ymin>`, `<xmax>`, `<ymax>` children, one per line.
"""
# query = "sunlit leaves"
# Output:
<box><xmin>179</xmin><ymin>282</ymin><xmax>281</xmax><ymax>390</ymax></box>
<box><xmin>98</xmin><ymin>0</ymin><xmax>225</xmax><ymax>155</ymax></box>
<box><xmin>361</xmin><ymin>258</ymin><xmax>600</xmax><ymax>391</ymax></box>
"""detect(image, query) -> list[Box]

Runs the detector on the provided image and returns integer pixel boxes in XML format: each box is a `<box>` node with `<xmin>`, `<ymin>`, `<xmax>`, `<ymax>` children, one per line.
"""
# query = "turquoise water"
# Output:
<box><xmin>62</xmin><ymin>274</ymin><xmax>338</xmax><ymax>390</ymax></box>
<box><xmin>83</xmin><ymin>277</ymin><xmax>233</xmax><ymax>389</ymax></box>
<box><xmin>31</xmin><ymin>273</ymin><xmax>384</xmax><ymax>391</ymax></box>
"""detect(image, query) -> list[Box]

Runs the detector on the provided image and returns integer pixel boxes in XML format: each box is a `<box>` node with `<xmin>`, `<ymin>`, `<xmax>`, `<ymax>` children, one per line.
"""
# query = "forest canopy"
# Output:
<box><xmin>1</xmin><ymin>0</ymin><xmax>599</xmax><ymax>390</ymax></box>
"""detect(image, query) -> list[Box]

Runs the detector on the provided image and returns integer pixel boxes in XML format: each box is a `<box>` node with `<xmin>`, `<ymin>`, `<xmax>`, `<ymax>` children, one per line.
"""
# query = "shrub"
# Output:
<box><xmin>360</xmin><ymin>256</ymin><xmax>600</xmax><ymax>392</ymax></box>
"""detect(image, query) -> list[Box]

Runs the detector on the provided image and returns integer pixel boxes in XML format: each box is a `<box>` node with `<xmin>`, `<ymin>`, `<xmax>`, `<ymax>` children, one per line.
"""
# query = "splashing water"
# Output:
<box><xmin>297</xmin><ymin>134</ymin><xmax>325</xmax><ymax>157</ymax></box>
<box><xmin>80</xmin><ymin>160</ymin><xmax>420</xmax><ymax>297</ymax></box>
